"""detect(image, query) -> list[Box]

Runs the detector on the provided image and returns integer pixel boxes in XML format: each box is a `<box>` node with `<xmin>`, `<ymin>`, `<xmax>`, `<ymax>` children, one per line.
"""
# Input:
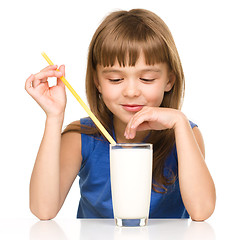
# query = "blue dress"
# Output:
<box><xmin>77</xmin><ymin>117</ymin><xmax>197</xmax><ymax>218</ymax></box>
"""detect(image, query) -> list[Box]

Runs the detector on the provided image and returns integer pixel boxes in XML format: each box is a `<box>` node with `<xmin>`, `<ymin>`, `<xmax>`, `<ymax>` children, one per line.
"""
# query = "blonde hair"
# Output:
<box><xmin>63</xmin><ymin>9</ymin><xmax>185</xmax><ymax>193</ymax></box>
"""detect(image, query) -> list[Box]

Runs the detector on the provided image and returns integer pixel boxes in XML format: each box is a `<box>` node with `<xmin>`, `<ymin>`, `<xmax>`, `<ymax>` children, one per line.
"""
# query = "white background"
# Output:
<box><xmin>0</xmin><ymin>0</ymin><xmax>244</xmax><ymax>235</ymax></box>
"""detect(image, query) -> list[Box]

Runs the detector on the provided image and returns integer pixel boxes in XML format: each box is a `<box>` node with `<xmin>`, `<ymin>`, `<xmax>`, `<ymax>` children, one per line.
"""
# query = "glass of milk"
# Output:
<box><xmin>110</xmin><ymin>143</ymin><xmax>153</xmax><ymax>227</ymax></box>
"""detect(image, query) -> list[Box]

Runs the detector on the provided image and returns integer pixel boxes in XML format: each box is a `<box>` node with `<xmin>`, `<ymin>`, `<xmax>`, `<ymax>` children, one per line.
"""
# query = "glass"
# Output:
<box><xmin>110</xmin><ymin>143</ymin><xmax>153</xmax><ymax>227</ymax></box>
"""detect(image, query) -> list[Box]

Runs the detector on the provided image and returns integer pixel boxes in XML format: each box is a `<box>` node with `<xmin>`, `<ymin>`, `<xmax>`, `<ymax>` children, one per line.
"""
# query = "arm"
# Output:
<box><xmin>29</xmin><ymin>115</ymin><xmax>63</xmax><ymax>219</ymax></box>
<box><xmin>29</xmin><ymin>118</ymin><xmax>82</xmax><ymax>220</ymax></box>
<box><xmin>125</xmin><ymin>107</ymin><xmax>216</xmax><ymax>221</ymax></box>
<box><xmin>25</xmin><ymin>65</ymin><xmax>82</xmax><ymax>220</ymax></box>
<box><xmin>174</xmin><ymin>113</ymin><xmax>216</xmax><ymax>221</ymax></box>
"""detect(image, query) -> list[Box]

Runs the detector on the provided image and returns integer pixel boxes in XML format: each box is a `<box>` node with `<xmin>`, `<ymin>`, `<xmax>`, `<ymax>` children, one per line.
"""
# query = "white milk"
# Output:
<box><xmin>110</xmin><ymin>145</ymin><xmax>152</xmax><ymax>220</ymax></box>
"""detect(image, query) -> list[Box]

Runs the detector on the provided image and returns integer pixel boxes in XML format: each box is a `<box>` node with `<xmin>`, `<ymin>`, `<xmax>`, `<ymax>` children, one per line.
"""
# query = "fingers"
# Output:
<box><xmin>40</xmin><ymin>64</ymin><xmax>66</xmax><ymax>88</ymax></box>
<box><xmin>124</xmin><ymin>107</ymin><xmax>176</xmax><ymax>139</ymax></box>
<box><xmin>40</xmin><ymin>64</ymin><xmax>58</xmax><ymax>72</ymax></box>
<box><xmin>25</xmin><ymin>74</ymin><xmax>35</xmax><ymax>95</ymax></box>
<box><xmin>34</xmin><ymin>70</ymin><xmax>62</xmax><ymax>82</ymax></box>
<box><xmin>124</xmin><ymin>108</ymin><xmax>148</xmax><ymax>139</ymax></box>
<box><xmin>124</xmin><ymin>107</ymin><xmax>158</xmax><ymax>139</ymax></box>
<box><xmin>25</xmin><ymin>65</ymin><xmax>65</xmax><ymax>98</ymax></box>
<box><xmin>32</xmin><ymin>70</ymin><xmax>62</xmax><ymax>88</ymax></box>
<box><xmin>25</xmin><ymin>70</ymin><xmax>63</xmax><ymax>93</ymax></box>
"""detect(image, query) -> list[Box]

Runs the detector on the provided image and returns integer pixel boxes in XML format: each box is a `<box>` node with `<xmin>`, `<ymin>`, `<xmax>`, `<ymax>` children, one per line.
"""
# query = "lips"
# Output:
<box><xmin>122</xmin><ymin>104</ymin><xmax>144</xmax><ymax>112</ymax></box>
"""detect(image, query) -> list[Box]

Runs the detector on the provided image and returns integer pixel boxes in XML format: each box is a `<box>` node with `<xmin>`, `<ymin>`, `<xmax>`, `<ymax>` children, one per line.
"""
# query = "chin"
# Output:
<box><xmin>108</xmin><ymin>105</ymin><xmax>137</xmax><ymax>124</ymax></box>
<box><xmin>113</xmin><ymin>113</ymin><xmax>133</xmax><ymax>126</ymax></box>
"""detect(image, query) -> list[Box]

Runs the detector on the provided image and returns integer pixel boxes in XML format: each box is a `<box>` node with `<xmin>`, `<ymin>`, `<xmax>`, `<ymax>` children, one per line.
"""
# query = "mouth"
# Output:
<box><xmin>121</xmin><ymin>104</ymin><xmax>144</xmax><ymax>112</ymax></box>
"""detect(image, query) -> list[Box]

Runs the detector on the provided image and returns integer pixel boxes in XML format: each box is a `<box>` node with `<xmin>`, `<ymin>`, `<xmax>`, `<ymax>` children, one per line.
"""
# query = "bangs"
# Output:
<box><xmin>92</xmin><ymin>15</ymin><xmax>170</xmax><ymax>67</ymax></box>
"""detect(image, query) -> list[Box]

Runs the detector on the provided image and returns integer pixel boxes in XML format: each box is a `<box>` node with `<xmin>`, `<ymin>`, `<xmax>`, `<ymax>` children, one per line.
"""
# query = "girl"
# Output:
<box><xmin>25</xmin><ymin>9</ymin><xmax>216</xmax><ymax>221</ymax></box>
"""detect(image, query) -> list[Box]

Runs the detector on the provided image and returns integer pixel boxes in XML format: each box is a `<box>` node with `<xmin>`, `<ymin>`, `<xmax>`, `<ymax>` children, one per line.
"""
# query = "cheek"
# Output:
<box><xmin>100</xmin><ymin>84</ymin><xmax>120</xmax><ymax>103</ymax></box>
<box><xmin>145</xmin><ymin>86</ymin><xmax>165</xmax><ymax>107</ymax></box>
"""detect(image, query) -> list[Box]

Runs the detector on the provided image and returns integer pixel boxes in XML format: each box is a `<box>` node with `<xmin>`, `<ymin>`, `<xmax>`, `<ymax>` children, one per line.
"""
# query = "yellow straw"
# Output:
<box><xmin>41</xmin><ymin>52</ymin><xmax>116</xmax><ymax>145</ymax></box>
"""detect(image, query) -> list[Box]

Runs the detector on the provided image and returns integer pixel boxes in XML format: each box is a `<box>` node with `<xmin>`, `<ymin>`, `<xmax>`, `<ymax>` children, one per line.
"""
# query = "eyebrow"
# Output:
<box><xmin>101</xmin><ymin>68</ymin><xmax>162</xmax><ymax>74</ymax></box>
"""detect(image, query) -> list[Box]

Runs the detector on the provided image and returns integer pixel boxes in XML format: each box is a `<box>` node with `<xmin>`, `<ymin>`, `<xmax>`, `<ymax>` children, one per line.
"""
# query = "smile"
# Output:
<box><xmin>121</xmin><ymin>104</ymin><xmax>144</xmax><ymax>112</ymax></box>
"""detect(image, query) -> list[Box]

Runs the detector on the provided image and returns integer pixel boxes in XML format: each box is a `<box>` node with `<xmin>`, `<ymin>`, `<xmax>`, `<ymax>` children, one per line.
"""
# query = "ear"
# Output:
<box><xmin>93</xmin><ymin>72</ymin><xmax>102</xmax><ymax>93</ymax></box>
<box><xmin>165</xmin><ymin>71</ymin><xmax>176</xmax><ymax>92</ymax></box>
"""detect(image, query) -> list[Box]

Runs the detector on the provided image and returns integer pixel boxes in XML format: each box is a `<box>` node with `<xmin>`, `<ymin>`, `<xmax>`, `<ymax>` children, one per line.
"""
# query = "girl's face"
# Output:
<box><xmin>96</xmin><ymin>53</ymin><xmax>175</xmax><ymax>128</ymax></box>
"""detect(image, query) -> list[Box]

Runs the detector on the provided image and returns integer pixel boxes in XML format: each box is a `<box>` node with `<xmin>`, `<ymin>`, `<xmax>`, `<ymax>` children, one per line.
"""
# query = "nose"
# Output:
<box><xmin>122</xmin><ymin>79</ymin><xmax>141</xmax><ymax>98</ymax></box>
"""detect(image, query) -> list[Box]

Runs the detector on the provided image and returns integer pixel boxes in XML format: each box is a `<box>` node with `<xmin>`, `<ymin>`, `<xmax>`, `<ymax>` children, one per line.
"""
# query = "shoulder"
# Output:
<box><xmin>62</xmin><ymin>117</ymin><xmax>95</xmax><ymax>133</ymax></box>
<box><xmin>61</xmin><ymin>120</ymin><xmax>81</xmax><ymax>151</ymax></box>
<box><xmin>62</xmin><ymin>120</ymin><xmax>82</xmax><ymax>135</ymax></box>
<box><xmin>71</xmin><ymin>120</ymin><xmax>81</xmax><ymax>125</ymax></box>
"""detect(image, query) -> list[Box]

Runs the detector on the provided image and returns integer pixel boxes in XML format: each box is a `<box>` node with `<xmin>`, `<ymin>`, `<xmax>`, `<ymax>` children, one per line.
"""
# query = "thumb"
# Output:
<box><xmin>58</xmin><ymin>64</ymin><xmax>65</xmax><ymax>77</ymax></box>
<box><xmin>57</xmin><ymin>65</ymin><xmax>65</xmax><ymax>87</ymax></box>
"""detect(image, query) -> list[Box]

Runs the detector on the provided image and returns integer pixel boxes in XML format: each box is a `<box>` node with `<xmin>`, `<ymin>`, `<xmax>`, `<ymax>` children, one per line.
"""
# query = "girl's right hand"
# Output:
<box><xmin>25</xmin><ymin>65</ymin><xmax>67</xmax><ymax>118</ymax></box>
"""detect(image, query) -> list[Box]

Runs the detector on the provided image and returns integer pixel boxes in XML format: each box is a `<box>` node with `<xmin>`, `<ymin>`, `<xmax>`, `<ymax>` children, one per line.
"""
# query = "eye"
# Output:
<box><xmin>108</xmin><ymin>78</ymin><xmax>124</xmax><ymax>82</ymax></box>
<box><xmin>140</xmin><ymin>78</ymin><xmax>156</xmax><ymax>82</ymax></box>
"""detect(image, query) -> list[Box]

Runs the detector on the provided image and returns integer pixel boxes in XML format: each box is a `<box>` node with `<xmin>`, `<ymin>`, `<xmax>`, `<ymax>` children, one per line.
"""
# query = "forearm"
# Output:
<box><xmin>29</xmin><ymin>115</ymin><xmax>64</xmax><ymax>219</ymax></box>
<box><xmin>174</xmin><ymin>114</ymin><xmax>216</xmax><ymax>221</ymax></box>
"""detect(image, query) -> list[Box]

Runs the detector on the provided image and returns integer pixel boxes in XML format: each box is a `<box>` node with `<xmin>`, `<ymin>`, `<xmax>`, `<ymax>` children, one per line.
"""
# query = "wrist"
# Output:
<box><xmin>46</xmin><ymin>113</ymin><xmax>65</xmax><ymax>127</ymax></box>
<box><xmin>173</xmin><ymin>111</ymin><xmax>189</xmax><ymax>130</ymax></box>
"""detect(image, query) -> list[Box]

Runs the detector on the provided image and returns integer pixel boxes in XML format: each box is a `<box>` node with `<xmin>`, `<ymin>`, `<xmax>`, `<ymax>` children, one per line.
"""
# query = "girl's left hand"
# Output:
<box><xmin>124</xmin><ymin>106</ymin><xmax>184</xmax><ymax>139</ymax></box>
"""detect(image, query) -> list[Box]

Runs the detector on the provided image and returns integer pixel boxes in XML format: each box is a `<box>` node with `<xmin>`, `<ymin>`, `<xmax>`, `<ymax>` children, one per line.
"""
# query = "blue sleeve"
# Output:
<box><xmin>80</xmin><ymin>117</ymin><xmax>95</xmax><ymax>127</ymax></box>
<box><xmin>189</xmin><ymin>120</ymin><xmax>198</xmax><ymax>129</ymax></box>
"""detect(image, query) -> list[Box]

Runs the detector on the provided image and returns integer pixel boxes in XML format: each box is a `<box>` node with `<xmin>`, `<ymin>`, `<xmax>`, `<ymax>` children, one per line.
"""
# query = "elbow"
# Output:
<box><xmin>190</xmin><ymin>203</ymin><xmax>216</xmax><ymax>222</ymax></box>
<box><xmin>190</xmin><ymin>189</ymin><xmax>216</xmax><ymax>222</ymax></box>
<box><xmin>191</xmin><ymin>214</ymin><xmax>211</xmax><ymax>222</ymax></box>
<box><xmin>37</xmin><ymin>214</ymin><xmax>57</xmax><ymax>221</ymax></box>
<box><xmin>30</xmin><ymin>203</ymin><xmax>58</xmax><ymax>221</ymax></box>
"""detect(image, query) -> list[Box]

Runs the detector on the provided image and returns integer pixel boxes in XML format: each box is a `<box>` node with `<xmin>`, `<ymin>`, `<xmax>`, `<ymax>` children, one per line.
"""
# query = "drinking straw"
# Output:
<box><xmin>41</xmin><ymin>52</ymin><xmax>116</xmax><ymax>145</ymax></box>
